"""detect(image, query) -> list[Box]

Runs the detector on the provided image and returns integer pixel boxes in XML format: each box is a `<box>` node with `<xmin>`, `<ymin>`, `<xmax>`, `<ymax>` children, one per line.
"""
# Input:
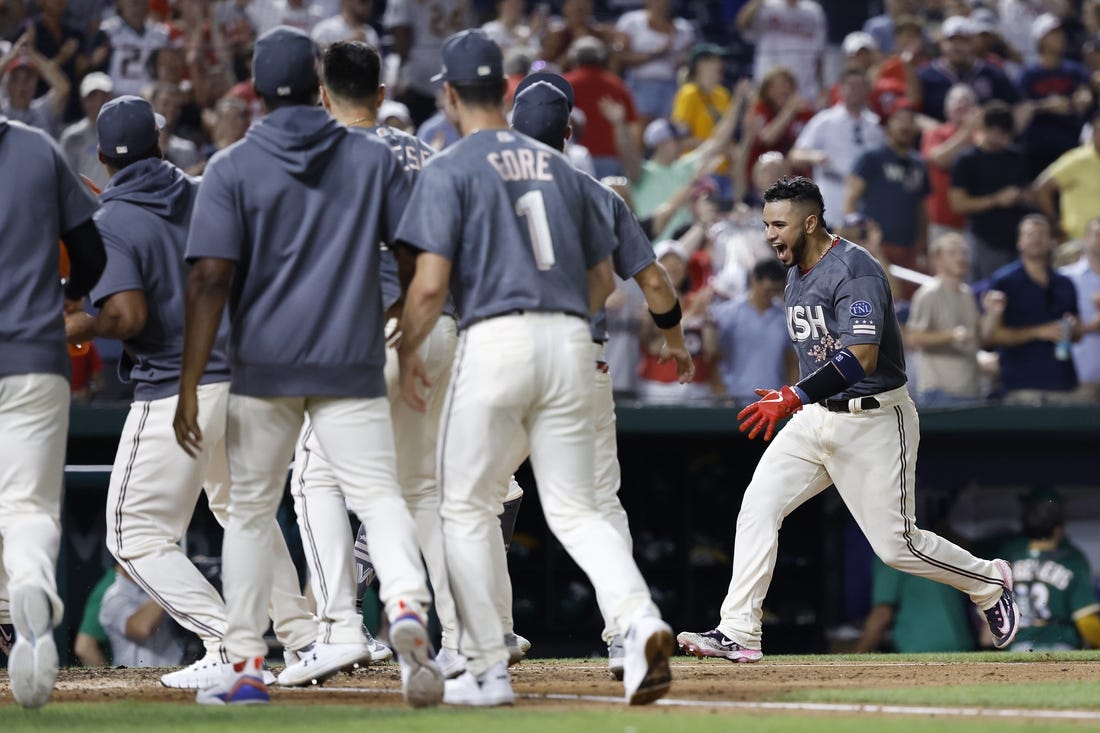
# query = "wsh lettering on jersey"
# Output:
<box><xmin>787</xmin><ymin>305</ymin><xmax>828</xmax><ymax>341</ymax></box>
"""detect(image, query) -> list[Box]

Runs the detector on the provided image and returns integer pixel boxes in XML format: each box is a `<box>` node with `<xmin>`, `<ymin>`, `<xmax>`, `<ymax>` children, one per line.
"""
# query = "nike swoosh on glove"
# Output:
<box><xmin>736</xmin><ymin>386</ymin><xmax>803</xmax><ymax>441</ymax></box>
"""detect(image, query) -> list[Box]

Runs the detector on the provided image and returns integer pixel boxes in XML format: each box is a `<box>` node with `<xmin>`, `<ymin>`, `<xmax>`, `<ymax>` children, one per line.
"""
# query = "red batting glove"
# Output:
<box><xmin>737</xmin><ymin>386</ymin><xmax>803</xmax><ymax>441</ymax></box>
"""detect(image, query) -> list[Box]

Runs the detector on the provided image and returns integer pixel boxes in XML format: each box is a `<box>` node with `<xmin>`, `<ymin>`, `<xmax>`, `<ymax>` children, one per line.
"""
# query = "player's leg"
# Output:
<box><xmin>219</xmin><ymin>395</ymin><xmax>305</xmax><ymax>665</ymax></box>
<box><xmin>0</xmin><ymin>374</ymin><xmax>68</xmax><ymax>708</ymax></box>
<box><xmin>678</xmin><ymin>406</ymin><xmax>833</xmax><ymax>659</ymax></box>
<box><xmin>386</xmin><ymin>316</ymin><xmax>461</xmax><ymax>656</ymax></box>
<box><xmin>526</xmin><ymin>315</ymin><xmax>670</xmax><ymax>705</ymax></box>
<box><xmin>825</xmin><ymin>391</ymin><xmax>1016</xmax><ymax>644</ymax></box>
<box><xmin>438</xmin><ymin>322</ymin><xmax>531</xmax><ymax>705</ymax></box>
<box><xmin>204</xmin><ymin>431</ymin><xmax>315</xmax><ymax>656</ymax></box>
<box><xmin>306</xmin><ymin>395</ymin><xmax>442</xmax><ymax>707</ymax></box>
<box><xmin>106</xmin><ymin>383</ymin><xmax>231</xmax><ymax>661</ymax></box>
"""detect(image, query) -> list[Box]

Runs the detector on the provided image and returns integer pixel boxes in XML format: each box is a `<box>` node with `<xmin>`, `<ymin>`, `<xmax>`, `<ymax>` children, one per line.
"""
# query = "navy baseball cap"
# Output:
<box><xmin>431</xmin><ymin>29</ymin><xmax>503</xmax><ymax>84</ymax></box>
<box><xmin>96</xmin><ymin>95</ymin><xmax>165</xmax><ymax>158</ymax></box>
<box><xmin>253</xmin><ymin>26</ymin><xmax>320</xmax><ymax>98</ymax></box>
<box><xmin>512</xmin><ymin>81</ymin><xmax>570</xmax><ymax>148</ymax></box>
<box><xmin>514</xmin><ymin>71</ymin><xmax>574</xmax><ymax>109</ymax></box>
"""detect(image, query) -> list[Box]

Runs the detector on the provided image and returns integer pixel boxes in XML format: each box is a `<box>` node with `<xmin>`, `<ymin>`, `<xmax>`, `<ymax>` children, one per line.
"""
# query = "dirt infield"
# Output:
<box><xmin>3</xmin><ymin>655</ymin><xmax>1097</xmax><ymax>710</ymax></box>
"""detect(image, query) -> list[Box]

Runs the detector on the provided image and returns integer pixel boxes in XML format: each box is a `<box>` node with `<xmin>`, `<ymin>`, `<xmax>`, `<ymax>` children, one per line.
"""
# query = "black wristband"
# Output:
<box><xmin>649</xmin><ymin>300</ymin><xmax>682</xmax><ymax>329</ymax></box>
<box><xmin>794</xmin><ymin>348</ymin><xmax>867</xmax><ymax>404</ymax></box>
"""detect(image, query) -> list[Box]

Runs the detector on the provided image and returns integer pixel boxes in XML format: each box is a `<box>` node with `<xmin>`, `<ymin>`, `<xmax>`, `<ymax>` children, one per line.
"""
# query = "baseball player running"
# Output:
<box><xmin>173</xmin><ymin>27</ymin><xmax>441</xmax><ymax>706</ymax></box>
<box><xmin>63</xmin><ymin>96</ymin><xmax>318</xmax><ymax>690</ymax></box>
<box><xmin>394</xmin><ymin>29</ymin><xmax>674</xmax><ymax>707</ymax></box>
<box><xmin>676</xmin><ymin>176</ymin><xmax>1020</xmax><ymax>661</ymax></box>
<box><xmin>0</xmin><ymin>111</ymin><xmax>106</xmax><ymax>708</ymax></box>
<box><xmin>509</xmin><ymin>73</ymin><xmax>694</xmax><ymax>680</ymax></box>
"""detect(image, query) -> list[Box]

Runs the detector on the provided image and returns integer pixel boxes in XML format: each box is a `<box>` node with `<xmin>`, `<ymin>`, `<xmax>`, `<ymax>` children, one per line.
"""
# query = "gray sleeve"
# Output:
<box><xmin>611</xmin><ymin>196</ymin><xmax>656</xmax><ymax>280</ymax></box>
<box><xmin>89</xmin><ymin>227</ymin><xmax>144</xmax><ymax>308</ymax></box>
<box><xmin>381</xmin><ymin>152</ymin><xmax>412</xmax><ymax>245</ymax></box>
<box><xmin>393</xmin><ymin>163</ymin><xmax>461</xmax><ymax>262</ymax></box>
<box><xmin>835</xmin><ymin>275</ymin><xmax>890</xmax><ymax>346</ymax></box>
<box><xmin>185</xmin><ymin>157</ymin><xmax>244</xmax><ymax>263</ymax></box>
<box><xmin>579</xmin><ymin>179</ymin><xmax>617</xmax><ymax>269</ymax></box>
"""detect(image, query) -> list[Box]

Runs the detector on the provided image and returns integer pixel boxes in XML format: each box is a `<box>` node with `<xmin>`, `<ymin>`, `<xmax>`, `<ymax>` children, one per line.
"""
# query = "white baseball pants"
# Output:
<box><xmin>223</xmin><ymin>393</ymin><xmax>430</xmax><ymax>660</ymax></box>
<box><xmin>0</xmin><ymin>374</ymin><xmax>68</xmax><ymax>626</ymax></box>
<box><xmin>717</xmin><ymin>385</ymin><xmax>1007</xmax><ymax>648</ymax></box>
<box><xmin>107</xmin><ymin>382</ymin><xmax>315</xmax><ymax>656</ymax></box>
<box><xmin>289</xmin><ymin>316</ymin><xmax>459</xmax><ymax>647</ymax></box>
<box><xmin>439</xmin><ymin>314</ymin><xmax>659</xmax><ymax>675</ymax></box>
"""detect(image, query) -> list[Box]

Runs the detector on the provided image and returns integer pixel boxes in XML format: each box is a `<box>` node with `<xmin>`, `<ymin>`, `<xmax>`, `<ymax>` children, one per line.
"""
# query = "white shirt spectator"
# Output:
<box><xmin>1061</xmin><ymin>257</ymin><xmax>1100</xmax><ymax>387</ymax></box>
<box><xmin>99</xmin><ymin>573</ymin><xmax>186</xmax><ymax>668</ymax></box>
<box><xmin>792</xmin><ymin>104</ymin><xmax>885</xmax><ymax>224</ymax></box>
<box><xmin>481</xmin><ymin>18</ymin><xmax>535</xmax><ymax>55</ymax></box>
<box><xmin>998</xmin><ymin>0</ymin><xmax>1046</xmax><ymax>66</ymax></box>
<box><xmin>61</xmin><ymin>118</ymin><xmax>110</xmax><ymax>189</ymax></box>
<box><xmin>742</xmin><ymin>0</ymin><xmax>826</xmax><ymax>100</ymax></box>
<box><xmin>248</xmin><ymin>0</ymin><xmax>325</xmax><ymax>37</ymax></box>
<box><xmin>311</xmin><ymin>15</ymin><xmax>380</xmax><ymax>47</ymax></box>
<box><xmin>614</xmin><ymin>9</ymin><xmax>695</xmax><ymax>82</ymax></box>
<box><xmin>383</xmin><ymin>0</ymin><xmax>472</xmax><ymax>97</ymax></box>
<box><xmin>100</xmin><ymin>16</ymin><xmax>170</xmax><ymax>97</ymax></box>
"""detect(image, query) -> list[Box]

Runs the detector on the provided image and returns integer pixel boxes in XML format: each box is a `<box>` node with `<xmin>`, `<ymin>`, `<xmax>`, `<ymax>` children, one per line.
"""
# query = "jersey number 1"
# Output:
<box><xmin>515</xmin><ymin>190</ymin><xmax>555</xmax><ymax>271</ymax></box>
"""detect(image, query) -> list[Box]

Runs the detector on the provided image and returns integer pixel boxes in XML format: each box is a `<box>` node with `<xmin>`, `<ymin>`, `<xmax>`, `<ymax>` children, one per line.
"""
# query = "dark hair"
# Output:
<box><xmin>752</xmin><ymin>258</ymin><xmax>786</xmax><ymax>282</ymax></box>
<box><xmin>762</xmin><ymin>175</ymin><xmax>825</xmax><ymax>221</ymax></box>
<box><xmin>99</xmin><ymin>143</ymin><xmax>162</xmax><ymax>171</ymax></box>
<box><xmin>450</xmin><ymin>78</ymin><xmax>507</xmax><ymax>108</ymax></box>
<box><xmin>981</xmin><ymin>100</ymin><xmax>1014</xmax><ymax>133</ymax></box>
<box><xmin>322</xmin><ymin>40</ymin><xmax>381</xmax><ymax>102</ymax></box>
<box><xmin>260</xmin><ymin>89</ymin><xmax>320</xmax><ymax>111</ymax></box>
<box><xmin>1022</xmin><ymin>496</ymin><xmax>1063</xmax><ymax>540</ymax></box>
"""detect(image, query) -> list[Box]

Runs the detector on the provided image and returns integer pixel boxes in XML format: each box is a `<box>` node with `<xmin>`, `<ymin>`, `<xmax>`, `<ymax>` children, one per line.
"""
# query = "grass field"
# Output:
<box><xmin>3</xmin><ymin>652</ymin><xmax>1100</xmax><ymax>732</ymax></box>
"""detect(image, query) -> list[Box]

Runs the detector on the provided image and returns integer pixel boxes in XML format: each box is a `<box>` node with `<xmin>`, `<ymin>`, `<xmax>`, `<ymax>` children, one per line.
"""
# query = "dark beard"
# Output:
<box><xmin>787</xmin><ymin>228</ymin><xmax>808</xmax><ymax>269</ymax></box>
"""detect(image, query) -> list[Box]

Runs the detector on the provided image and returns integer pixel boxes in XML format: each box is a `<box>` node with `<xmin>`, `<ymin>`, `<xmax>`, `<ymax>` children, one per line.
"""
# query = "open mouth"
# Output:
<box><xmin>772</xmin><ymin>243</ymin><xmax>788</xmax><ymax>258</ymax></box>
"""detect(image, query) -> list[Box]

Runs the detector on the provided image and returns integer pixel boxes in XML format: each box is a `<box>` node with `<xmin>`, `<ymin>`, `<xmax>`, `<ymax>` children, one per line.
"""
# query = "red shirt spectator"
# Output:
<box><xmin>70</xmin><ymin>341</ymin><xmax>103</xmax><ymax>399</ymax></box>
<box><xmin>745</xmin><ymin>67</ymin><xmax>814</xmax><ymax>179</ymax></box>
<box><xmin>564</xmin><ymin>62</ymin><xmax>637</xmax><ymax>159</ymax></box>
<box><xmin>922</xmin><ymin>121</ymin><xmax>967</xmax><ymax>230</ymax></box>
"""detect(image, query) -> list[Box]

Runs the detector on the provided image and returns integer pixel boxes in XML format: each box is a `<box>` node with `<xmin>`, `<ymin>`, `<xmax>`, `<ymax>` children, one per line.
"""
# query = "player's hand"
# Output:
<box><xmin>659</xmin><ymin>343</ymin><xmax>695</xmax><ymax>383</ymax></box>
<box><xmin>173</xmin><ymin>388</ymin><xmax>202</xmax><ymax>458</ymax></box>
<box><xmin>398</xmin><ymin>350</ymin><xmax>432</xmax><ymax>412</ymax></box>
<box><xmin>737</xmin><ymin>386</ymin><xmax>803</xmax><ymax>441</ymax></box>
<box><xmin>64</xmin><ymin>311</ymin><xmax>95</xmax><ymax>343</ymax></box>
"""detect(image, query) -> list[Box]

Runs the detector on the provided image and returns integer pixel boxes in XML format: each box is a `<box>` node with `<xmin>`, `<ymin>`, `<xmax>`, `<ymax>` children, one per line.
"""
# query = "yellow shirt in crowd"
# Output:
<box><xmin>1046</xmin><ymin>144</ymin><xmax>1100</xmax><ymax>240</ymax></box>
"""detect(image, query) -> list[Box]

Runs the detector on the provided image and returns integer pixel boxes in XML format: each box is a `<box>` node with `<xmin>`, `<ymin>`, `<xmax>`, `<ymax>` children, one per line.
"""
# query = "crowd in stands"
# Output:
<box><xmin>4</xmin><ymin>0</ymin><xmax>1099</xmax><ymax>407</ymax></box>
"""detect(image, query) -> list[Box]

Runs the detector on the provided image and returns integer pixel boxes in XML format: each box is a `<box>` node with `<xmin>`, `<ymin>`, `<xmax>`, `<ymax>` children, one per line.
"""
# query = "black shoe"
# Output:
<box><xmin>985</xmin><ymin>559</ymin><xmax>1020</xmax><ymax>649</ymax></box>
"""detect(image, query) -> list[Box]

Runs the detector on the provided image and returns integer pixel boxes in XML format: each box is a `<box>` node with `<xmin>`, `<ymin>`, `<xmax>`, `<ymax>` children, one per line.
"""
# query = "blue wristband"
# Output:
<box><xmin>831</xmin><ymin>347</ymin><xmax>867</xmax><ymax>384</ymax></box>
<box><xmin>794</xmin><ymin>347</ymin><xmax>867</xmax><ymax>404</ymax></box>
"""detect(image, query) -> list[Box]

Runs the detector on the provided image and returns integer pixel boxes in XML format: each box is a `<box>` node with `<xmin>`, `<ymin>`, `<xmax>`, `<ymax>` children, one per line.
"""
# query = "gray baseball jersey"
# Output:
<box><xmin>0</xmin><ymin>116</ymin><xmax>99</xmax><ymax>379</ymax></box>
<box><xmin>579</xmin><ymin>173</ymin><xmax>655</xmax><ymax>343</ymax></box>
<box><xmin>357</xmin><ymin>124</ymin><xmax>443</xmax><ymax>313</ymax></box>
<box><xmin>785</xmin><ymin>237</ymin><xmax>907</xmax><ymax>399</ymax></box>
<box><xmin>91</xmin><ymin>159</ymin><xmax>231</xmax><ymax>401</ymax></box>
<box><xmin>185</xmin><ymin>106</ymin><xmax>410</xmax><ymax>398</ymax></box>
<box><xmin>394</xmin><ymin>129</ymin><xmax>615</xmax><ymax>328</ymax></box>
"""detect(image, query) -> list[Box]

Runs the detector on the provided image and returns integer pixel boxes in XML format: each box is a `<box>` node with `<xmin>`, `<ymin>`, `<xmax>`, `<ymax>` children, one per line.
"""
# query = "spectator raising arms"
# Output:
<box><xmin>736</xmin><ymin>0</ymin><xmax>826</xmax><ymax>103</ymax></box>
<box><xmin>741</xmin><ymin>66</ymin><xmax>814</xmax><ymax>181</ymax></box>
<box><xmin>615</xmin><ymin>0</ymin><xmax>694</xmax><ymax>124</ymax></box>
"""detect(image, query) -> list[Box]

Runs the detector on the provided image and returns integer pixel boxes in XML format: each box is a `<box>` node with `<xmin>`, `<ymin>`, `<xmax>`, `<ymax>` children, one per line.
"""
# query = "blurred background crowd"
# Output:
<box><xmin>5</xmin><ymin>0</ymin><xmax>1099</xmax><ymax>408</ymax></box>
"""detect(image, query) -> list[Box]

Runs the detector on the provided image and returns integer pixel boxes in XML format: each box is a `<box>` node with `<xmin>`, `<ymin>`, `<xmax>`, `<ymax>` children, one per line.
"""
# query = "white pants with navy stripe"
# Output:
<box><xmin>106</xmin><ymin>382</ymin><xmax>316</xmax><ymax>658</ymax></box>
<box><xmin>290</xmin><ymin>317</ymin><xmax>460</xmax><ymax>648</ymax></box>
<box><xmin>439</xmin><ymin>314</ymin><xmax>659</xmax><ymax>675</ymax></box>
<box><xmin>0</xmin><ymin>373</ymin><xmax>69</xmax><ymax>626</ymax></box>
<box><xmin>223</xmin><ymin>392</ymin><xmax>430</xmax><ymax>660</ymax></box>
<box><xmin>717</xmin><ymin>385</ymin><xmax>1006</xmax><ymax>648</ymax></box>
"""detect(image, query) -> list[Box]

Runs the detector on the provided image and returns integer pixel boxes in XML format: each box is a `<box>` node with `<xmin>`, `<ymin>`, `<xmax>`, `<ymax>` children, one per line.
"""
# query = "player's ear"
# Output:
<box><xmin>565</xmin><ymin>123</ymin><xmax>573</xmax><ymax>142</ymax></box>
<box><xmin>374</xmin><ymin>84</ymin><xmax>386</xmax><ymax>111</ymax></box>
<box><xmin>804</xmin><ymin>212</ymin><xmax>819</xmax><ymax>235</ymax></box>
<box><xmin>319</xmin><ymin>85</ymin><xmax>332</xmax><ymax>111</ymax></box>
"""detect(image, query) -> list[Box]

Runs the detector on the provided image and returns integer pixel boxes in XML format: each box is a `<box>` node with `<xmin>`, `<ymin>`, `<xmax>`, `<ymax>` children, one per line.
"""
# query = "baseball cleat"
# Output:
<box><xmin>391</xmin><ymin>612</ymin><xmax>444</xmax><ymax>708</ymax></box>
<box><xmin>676</xmin><ymin>628</ymin><xmax>763</xmax><ymax>662</ymax></box>
<box><xmin>161</xmin><ymin>654</ymin><xmax>237</xmax><ymax>689</ymax></box>
<box><xmin>362</xmin><ymin>624</ymin><xmax>393</xmax><ymax>662</ymax></box>
<box><xmin>443</xmin><ymin>660</ymin><xmax>514</xmax><ymax>706</ymax></box>
<box><xmin>435</xmin><ymin>646</ymin><xmax>468</xmax><ymax>679</ymax></box>
<box><xmin>984</xmin><ymin>559</ymin><xmax>1020</xmax><ymax>649</ymax></box>
<box><xmin>196</xmin><ymin>656</ymin><xmax>270</xmax><ymax>705</ymax></box>
<box><xmin>504</xmin><ymin>632</ymin><xmax>530</xmax><ymax>665</ymax></box>
<box><xmin>622</xmin><ymin>615</ymin><xmax>673</xmax><ymax>705</ymax></box>
<box><xmin>607</xmin><ymin>634</ymin><xmax>624</xmax><ymax>681</ymax></box>
<box><xmin>8</xmin><ymin>586</ymin><xmax>58</xmax><ymax>709</ymax></box>
<box><xmin>0</xmin><ymin>623</ymin><xmax>13</xmax><ymax>657</ymax></box>
<box><xmin>277</xmin><ymin>641</ymin><xmax>373</xmax><ymax>687</ymax></box>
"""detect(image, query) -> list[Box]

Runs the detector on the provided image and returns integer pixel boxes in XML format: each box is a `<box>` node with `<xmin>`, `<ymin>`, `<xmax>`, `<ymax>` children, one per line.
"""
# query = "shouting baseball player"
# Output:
<box><xmin>173</xmin><ymin>26</ymin><xmax>441</xmax><ymax>706</ymax></box>
<box><xmin>509</xmin><ymin>73</ymin><xmax>694</xmax><ymax>679</ymax></box>
<box><xmin>394</xmin><ymin>29</ymin><xmax>674</xmax><ymax>707</ymax></box>
<box><xmin>63</xmin><ymin>95</ymin><xmax>318</xmax><ymax>690</ymax></box>
<box><xmin>677</xmin><ymin>176</ymin><xmax>1019</xmax><ymax>661</ymax></box>
<box><xmin>0</xmin><ymin>111</ymin><xmax>105</xmax><ymax>709</ymax></box>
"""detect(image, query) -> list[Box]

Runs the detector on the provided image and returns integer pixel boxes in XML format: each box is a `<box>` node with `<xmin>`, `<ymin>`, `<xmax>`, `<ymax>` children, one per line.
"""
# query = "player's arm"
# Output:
<box><xmin>60</xmin><ymin>220</ymin><xmax>107</xmax><ymax>302</ymax></box>
<box><xmin>66</xmin><ymin>290</ymin><xmax>147</xmax><ymax>344</ymax></box>
<box><xmin>174</xmin><ymin>257</ymin><xmax>234</xmax><ymax>456</ymax></box>
<box><xmin>588</xmin><ymin>257</ymin><xmax>615</xmax><ymax>315</ymax></box>
<box><xmin>633</xmin><ymin>261</ymin><xmax>693</xmax><ymax>382</ymax></box>
<box><xmin>396</xmin><ymin>251</ymin><xmax>451</xmax><ymax>411</ymax></box>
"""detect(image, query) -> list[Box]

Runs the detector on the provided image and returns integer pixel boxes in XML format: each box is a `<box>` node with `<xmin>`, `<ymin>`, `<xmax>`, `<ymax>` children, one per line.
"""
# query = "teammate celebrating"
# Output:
<box><xmin>394</xmin><ymin>29</ymin><xmax>674</xmax><ymax>707</ymax></box>
<box><xmin>677</xmin><ymin>176</ymin><xmax>1020</xmax><ymax>662</ymax></box>
<box><xmin>64</xmin><ymin>95</ymin><xmax>318</xmax><ymax>690</ymax></box>
<box><xmin>173</xmin><ymin>26</ymin><xmax>441</xmax><ymax>706</ymax></box>
<box><xmin>0</xmin><ymin>110</ymin><xmax>105</xmax><ymax>708</ymax></box>
<box><xmin>509</xmin><ymin>73</ymin><xmax>694</xmax><ymax>679</ymax></box>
